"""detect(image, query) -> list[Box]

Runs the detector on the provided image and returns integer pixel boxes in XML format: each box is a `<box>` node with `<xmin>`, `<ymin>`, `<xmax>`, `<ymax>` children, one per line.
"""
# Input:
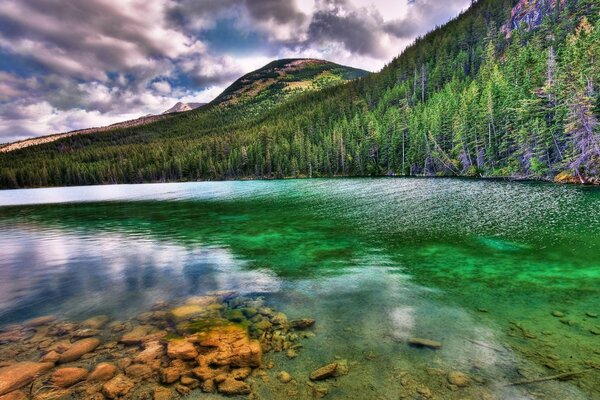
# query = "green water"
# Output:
<box><xmin>0</xmin><ymin>178</ymin><xmax>599</xmax><ymax>399</ymax></box>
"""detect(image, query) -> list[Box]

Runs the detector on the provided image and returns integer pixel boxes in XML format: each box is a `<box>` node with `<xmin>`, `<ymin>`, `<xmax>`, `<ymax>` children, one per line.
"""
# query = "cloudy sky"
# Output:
<box><xmin>0</xmin><ymin>0</ymin><xmax>470</xmax><ymax>143</ymax></box>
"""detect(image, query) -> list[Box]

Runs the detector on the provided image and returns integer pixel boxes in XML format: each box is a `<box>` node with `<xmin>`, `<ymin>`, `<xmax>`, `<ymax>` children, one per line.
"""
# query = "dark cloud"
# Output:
<box><xmin>307</xmin><ymin>4</ymin><xmax>388</xmax><ymax>58</ymax></box>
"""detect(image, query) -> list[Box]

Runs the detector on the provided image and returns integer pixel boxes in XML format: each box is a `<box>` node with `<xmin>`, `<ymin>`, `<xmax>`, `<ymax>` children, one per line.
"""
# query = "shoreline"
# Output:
<box><xmin>1</xmin><ymin>173</ymin><xmax>599</xmax><ymax>192</ymax></box>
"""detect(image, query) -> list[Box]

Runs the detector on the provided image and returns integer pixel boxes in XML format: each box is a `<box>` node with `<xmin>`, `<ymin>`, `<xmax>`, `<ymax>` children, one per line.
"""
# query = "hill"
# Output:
<box><xmin>0</xmin><ymin>59</ymin><xmax>367</xmax><ymax>157</ymax></box>
<box><xmin>0</xmin><ymin>0</ymin><xmax>598</xmax><ymax>188</ymax></box>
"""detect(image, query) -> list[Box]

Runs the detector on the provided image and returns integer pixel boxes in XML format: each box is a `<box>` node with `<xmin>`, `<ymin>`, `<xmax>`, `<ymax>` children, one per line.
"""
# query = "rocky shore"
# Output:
<box><xmin>0</xmin><ymin>292</ymin><xmax>318</xmax><ymax>399</ymax></box>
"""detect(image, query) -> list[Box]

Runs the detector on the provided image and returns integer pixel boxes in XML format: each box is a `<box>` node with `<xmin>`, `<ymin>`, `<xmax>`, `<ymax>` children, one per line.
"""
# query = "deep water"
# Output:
<box><xmin>1</xmin><ymin>178</ymin><xmax>599</xmax><ymax>399</ymax></box>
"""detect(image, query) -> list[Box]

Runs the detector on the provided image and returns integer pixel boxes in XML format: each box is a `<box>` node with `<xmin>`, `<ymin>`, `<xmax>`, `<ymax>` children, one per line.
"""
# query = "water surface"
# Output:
<box><xmin>1</xmin><ymin>179</ymin><xmax>599</xmax><ymax>399</ymax></box>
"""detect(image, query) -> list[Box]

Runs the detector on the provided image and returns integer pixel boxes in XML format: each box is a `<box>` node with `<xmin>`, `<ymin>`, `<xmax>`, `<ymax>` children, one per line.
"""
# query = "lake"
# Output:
<box><xmin>1</xmin><ymin>178</ymin><xmax>599</xmax><ymax>399</ymax></box>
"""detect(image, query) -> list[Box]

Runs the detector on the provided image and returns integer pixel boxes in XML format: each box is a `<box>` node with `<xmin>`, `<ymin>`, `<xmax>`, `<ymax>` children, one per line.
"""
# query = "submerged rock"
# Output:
<box><xmin>88</xmin><ymin>363</ymin><xmax>117</xmax><ymax>382</ymax></box>
<box><xmin>153</xmin><ymin>386</ymin><xmax>175</xmax><ymax>400</ymax></box>
<box><xmin>218</xmin><ymin>378</ymin><xmax>251</xmax><ymax>395</ymax></box>
<box><xmin>551</xmin><ymin>311</ymin><xmax>565</xmax><ymax>318</ymax></box>
<box><xmin>120</xmin><ymin>325</ymin><xmax>153</xmax><ymax>345</ymax></box>
<box><xmin>277</xmin><ymin>371</ymin><xmax>292</xmax><ymax>383</ymax></box>
<box><xmin>81</xmin><ymin>315</ymin><xmax>110</xmax><ymax>329</ymax></box>
<box><xmin>448</xmin><ymin>371</ymin><xmax>470</xmax><ymax>387</ymax></box>
<box><xmin>167</xmin><ymin>339</ymin><xmax>198</xmax><ymax>360</ymax></box>
<box><xmin>290</xmin><ymin>319</ymin><xmax>316</xmax><ymax>329</ymax></box>
<box><xmin>194</xmin><ymin>325</ymin><xmax>261</xmax><ymax>367</ymax></box>
<box><xmin>52</xmin><ymin>367</ymin><xmax>88</xmax><ymax>388</ymax></box>
<box><xmin>23</xmin><ymin>315</ymin><xmax>56</xmax><ymax>327</ymax></box>
<box><xmin>586</xmin><ymin>312</ymin><xmax>598</xmax><ymax>318</ymax></box>
<box><xmin>0</xmin><ymin>362</ymin><xmax>54</xmax><ymax>395</ymax></box>
<box><xmin>134</xmin><ymin>340</ymin><xmax>164</xmax><ymax>363</ymax></box>
<box><xmin>309</xmin><ymin>363</ymin><xmax>338</xmax><ymax>381</ymax></box>
<box><xmin>408</xmin><ymin>338</ymin><xmax>442</xmax><ymax>350</ymax></box>
<box><xmin>58</xmin><ymin>338</ymin><xmax>101</xmax><ymax>363</ymax></box>
<box><xmin>102</xmin><ymin>375</ymin><xmax>135</xmax><ymax>399</ymax></box>
<box><xmin>0</xmin><ymin>390</ymin><xmax>28</xmax><ymax>400</ymax></box>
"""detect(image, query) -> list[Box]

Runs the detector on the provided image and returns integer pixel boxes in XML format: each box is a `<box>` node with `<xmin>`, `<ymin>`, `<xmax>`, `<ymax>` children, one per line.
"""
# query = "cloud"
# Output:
<box><xmin>0</xmin><ymin>0</ymin><xmax>471</xmax><ymax>142</ymax></box>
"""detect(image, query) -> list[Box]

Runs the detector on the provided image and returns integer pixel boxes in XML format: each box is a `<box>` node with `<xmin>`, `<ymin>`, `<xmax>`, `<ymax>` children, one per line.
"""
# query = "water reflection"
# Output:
<box><xmin>0</xmin><ymin>226</ymin><xmax>280</xmax><ymax>324</ymax></box>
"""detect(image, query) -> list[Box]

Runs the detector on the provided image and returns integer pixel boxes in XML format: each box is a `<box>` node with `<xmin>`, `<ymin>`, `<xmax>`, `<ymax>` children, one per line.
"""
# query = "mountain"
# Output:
<box><xmin>0</xmin><ymin>59</ymin><xmax>366</xmax><ymax>156</ymax></box>
<box><xmin>163</xmin><ymin>102</ymin><xmax>206</xmax><ymax>114</ymax></box>
<box><xmin>0</xmin><ymin>0</ymin><xmax>598</xmax><ymax>188</ymax></box>
<box><xmin>209</xmin><ymin>58</ymin><xmax>367</xmax><ymax>111</ymax></box>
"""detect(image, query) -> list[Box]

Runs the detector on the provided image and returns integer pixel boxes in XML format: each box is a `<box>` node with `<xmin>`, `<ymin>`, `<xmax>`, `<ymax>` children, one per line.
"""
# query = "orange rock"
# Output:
<box><xmin>125</xmin><ymin>364</ymin><xmax>153</xmax><ymax>380</ymax></box>
<box><xmin>88</xmin><ymin>363</ymin><xmax>117</xmax><ymax>382</ymax></box>
<box><xmin>52</xmin><ymin>367</ymin><xmax>88</xmax><ymax>388</ymax></box>
<box><xmin>167</xmin><ymin>340</ymin><xmax>198</xmax><ymax>360</ymax></box>
<box><xmin>153</xmin><ymin>386</ymin><xmax>175</xmax><ymax>400</ymax></box>
<box><xmin>0</xmin><ymin>390</ymin><xmax>27</xmax><ymax>400</ymax></box>
<box><xmin>102</xmin><ymin>375</ymin><xmax>135</xmax><ymax>399</ymax></box>
<box><xmin>195</xmin><ymin>325</ymin><xmax>261</xmax><ymax>367</ymax></box>
<box><xmin>40</xmin><ymin>350</ymin><xmax>61</xmax><ymax>363</ymax></box>
<box><xmin>218</xmin><ymin>378</ymin><xmax>251</xmax><ymax>395</ymax></box>
<box><xmin>134</xmin><ymin>341</ymin><xmax>164</xmax><ymax>363</ymax></box>
<box><xmin>58</xmin><ymin>338</ymin><xmax>101</xmax><ymax>363</ymax></box>
<box><xmin>0</xmin><ymin>362</ymin><xmax>54</xmax><ymax>395</ymax></box>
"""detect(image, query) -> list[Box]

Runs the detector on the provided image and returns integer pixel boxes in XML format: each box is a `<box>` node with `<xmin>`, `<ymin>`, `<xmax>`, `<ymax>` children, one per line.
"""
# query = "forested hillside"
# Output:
<box><xmin>0</xmin><ymin>0</ymin><xmax>598</xmax><ymax>188</ymax></box>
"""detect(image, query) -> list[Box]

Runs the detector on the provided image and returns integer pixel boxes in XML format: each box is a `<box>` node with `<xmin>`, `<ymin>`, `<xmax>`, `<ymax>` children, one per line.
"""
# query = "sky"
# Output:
<box><xmin>0</xmin><ymin>0</ymin><xmax>470</xmax><ymax>143</ymax></box>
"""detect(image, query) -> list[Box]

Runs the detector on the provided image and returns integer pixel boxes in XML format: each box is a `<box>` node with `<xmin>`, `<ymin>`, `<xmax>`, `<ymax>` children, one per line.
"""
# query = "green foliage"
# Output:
<box><xmin>1</xmin><ymin>0</ymin><xmax>599</xmax><ymax>188</ymax></box>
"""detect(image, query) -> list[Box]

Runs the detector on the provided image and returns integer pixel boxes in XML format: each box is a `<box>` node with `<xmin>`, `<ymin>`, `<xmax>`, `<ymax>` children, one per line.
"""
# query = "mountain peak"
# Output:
<box><xmin>163</xmin><ymin>102</ymin><xmax>205</xmax><ymax>114</ymax></box>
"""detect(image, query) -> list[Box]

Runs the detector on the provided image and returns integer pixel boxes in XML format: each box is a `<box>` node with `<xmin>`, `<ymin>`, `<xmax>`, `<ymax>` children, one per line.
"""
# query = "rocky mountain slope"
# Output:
<box><xmin>162</xmin><ymin>102</ymin><xmax>205</xmax><ymax>114</ymax></box>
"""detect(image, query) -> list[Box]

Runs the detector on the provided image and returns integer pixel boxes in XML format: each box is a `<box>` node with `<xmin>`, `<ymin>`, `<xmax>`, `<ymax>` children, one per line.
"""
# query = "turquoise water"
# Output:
<box><xmin>0</xmin><ymin>178</ymin><xmax>599</xmax><ymax>399</ymax></box>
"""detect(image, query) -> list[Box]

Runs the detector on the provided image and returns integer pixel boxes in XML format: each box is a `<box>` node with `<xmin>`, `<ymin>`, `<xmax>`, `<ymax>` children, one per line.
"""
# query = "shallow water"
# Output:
<box><xmin>1</xmin><ymin>178</ymin><xmax>599</xmax><ymax>399</ymax></box>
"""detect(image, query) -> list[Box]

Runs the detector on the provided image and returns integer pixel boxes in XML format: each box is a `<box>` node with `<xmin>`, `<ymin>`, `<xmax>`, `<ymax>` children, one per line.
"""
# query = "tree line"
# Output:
<box><xmin>0</xmin><ymin>0</ymin><xmax>598</xmax><ymax>188</ymax></box>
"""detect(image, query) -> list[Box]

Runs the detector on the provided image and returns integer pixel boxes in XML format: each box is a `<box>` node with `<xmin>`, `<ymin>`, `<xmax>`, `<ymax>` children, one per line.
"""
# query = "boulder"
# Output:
<box><xmin>52</xmin><ymin>367</ymin><xmax>88</xmax><ymax>388</ymax></box>
<box><xmin>309</xmin><ymin>363</ymin><xmax>338</xmax><ymax>381</ymax></box>
<box><xmin>167</xmin><ymin>340</ymin><xmax>198</xmax><ymax>360</ymax></box>
<box><xmin>102</xmin><ymin>375</ymin><xmax>135</xmax><ymax>399</ymax></box>
<box><xmin>58</xmin><ymin>338</ymin><xmax>100</xmax><ymax>363</ymax></box>
<box><xmin>217</xmin><ymin>378</ymin><xmax>251</xmax><ymax>395</ymax></box>
<box><xmin>88</xmin><ymin>363</ymin><xmax>117</xmax><ymax>382</ymax></box>
<box><xmin>0</xmin><ymin>362</ymin><xmax>54</xmax><ymax>395</ymax></box>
